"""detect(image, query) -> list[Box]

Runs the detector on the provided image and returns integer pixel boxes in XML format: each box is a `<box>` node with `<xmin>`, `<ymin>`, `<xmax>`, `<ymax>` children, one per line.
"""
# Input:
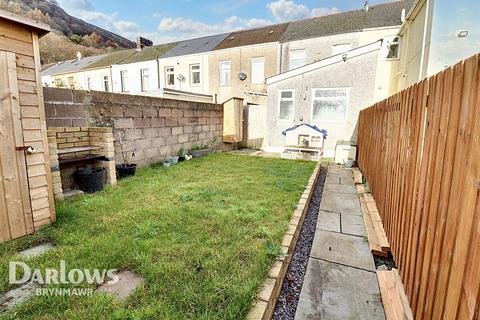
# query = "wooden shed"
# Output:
<box><xmin>0</xmin><ymin>10</ymin><xmax>55</xmax><ymax>243</ymax></box>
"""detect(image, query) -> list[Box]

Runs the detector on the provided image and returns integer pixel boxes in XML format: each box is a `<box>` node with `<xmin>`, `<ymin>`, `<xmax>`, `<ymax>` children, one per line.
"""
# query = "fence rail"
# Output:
<box><xmin>357</xmin><ymin>53</ymin><xmax>480</xmax><ymax>319</ymax></box>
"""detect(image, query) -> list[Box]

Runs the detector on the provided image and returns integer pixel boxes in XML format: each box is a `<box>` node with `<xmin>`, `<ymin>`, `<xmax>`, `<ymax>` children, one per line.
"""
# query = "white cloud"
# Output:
<box><xmin>267</xmin><ymin>0</ymin><xmax>340</xmax><ymax>22</ymax></box>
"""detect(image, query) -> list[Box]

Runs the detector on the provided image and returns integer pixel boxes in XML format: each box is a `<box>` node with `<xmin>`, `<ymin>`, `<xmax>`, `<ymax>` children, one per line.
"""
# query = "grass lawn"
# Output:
<box><xmin>0</xmin><ymin>153</ymin><xmax>315</xmax><ymax>320</ymax></box>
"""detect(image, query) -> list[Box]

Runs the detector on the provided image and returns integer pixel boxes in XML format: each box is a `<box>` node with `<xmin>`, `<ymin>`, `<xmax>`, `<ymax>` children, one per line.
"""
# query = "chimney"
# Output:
<box><xmin>364</xmin><ymin>0</ymin><xmax>369</xmax><ymax>11</ymax></box>
<box><xmin>76</xmin><ymin>51</ymin><xmax>82</xmax><ymax>60</ymax></box>
<box><xmin>136</xmin><ymin>36</ymin><xmax>153</xmax><ymax>51</ymax></box>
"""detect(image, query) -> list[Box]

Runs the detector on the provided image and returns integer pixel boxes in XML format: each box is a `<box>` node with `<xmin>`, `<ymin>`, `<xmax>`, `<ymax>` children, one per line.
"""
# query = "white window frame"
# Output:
<box><xmin>311</xmin><ymin>87</ymin><xmax>350</xmax><ymax>123</ymax></box>
<box><xmin>219</xmin><ymin>60</ymin><xmax>231</xmax><ymax>86</ymax></box>
<box><xmin>120</xmin><ymin>70</ymin><xmax>128</xmax><ymax>92</ymax></box>
<box><xmin>278</xmin><ymin>89</ymin><xmax>295</xmax><ymax>121</ymax></box>
<box><xmin>190</xmin><ymin>64</ymin><xmax>201</xmax><ymax>86</ymax></box>
<box><xmin>331</xmin><ymin>43</ymin><xmax>352</xmax><ymax>56</ymax></box>
<box><xmin>85</xmin><ymin>76</ymin><xmax>92</xmax><ymax>90</ymax></box>
<box><xmin>103</xmin><ymin>75</ymin><xmax>109</xmax><ymax>92</ymax></box>
<box><xmin>140</xmin><ymin>68</ymin><xmax>149</xmax><ymax>92</ymax></box>
<box><xmin>251</xmin><ymin>57</ymin><xmax>265</xmax><ymax>84</ymax></box>
<box><xmin>289</xmin><ymin>50</ymin><xmax>305</xmax><ymax>70</ymax></box>
<box><xmin>165</xmin><ymin>66</ymin><xmax>175</xmax><ymax>87</ymax></box>
<box><xmin>384</xmin><ymin>36</ymin><xmax>401</xmax><ymax>60</ymax></box>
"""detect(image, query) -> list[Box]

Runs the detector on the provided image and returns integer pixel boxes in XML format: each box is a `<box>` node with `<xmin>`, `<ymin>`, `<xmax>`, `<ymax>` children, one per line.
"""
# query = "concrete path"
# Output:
<box><xmin>295</xmin><ymin>164</ymin><xmax>385</xmax><ymax>320</ymax></box>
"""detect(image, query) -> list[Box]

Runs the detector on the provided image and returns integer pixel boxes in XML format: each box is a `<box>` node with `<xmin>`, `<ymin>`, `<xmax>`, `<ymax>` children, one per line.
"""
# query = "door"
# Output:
<box><xmin>242</xmin><ymin>104</ymin><xmax>267</xmax><ymax>149</ymax></box>
<box><xmin>0</xmin><ymin>51</ymin><xmax>34</xmax><ymax>243</ymax></box>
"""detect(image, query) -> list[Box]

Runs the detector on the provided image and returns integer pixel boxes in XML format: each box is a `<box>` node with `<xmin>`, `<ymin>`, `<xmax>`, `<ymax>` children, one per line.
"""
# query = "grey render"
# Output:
<box><xmin>265</xmin><ymin>49</ymin><xmax>379</xmax><ymax>152</ymax></box>
<box><xmin>162</xmin><ymin>34</ymin><xmax>229</xmax><ymax>58</ymax></box>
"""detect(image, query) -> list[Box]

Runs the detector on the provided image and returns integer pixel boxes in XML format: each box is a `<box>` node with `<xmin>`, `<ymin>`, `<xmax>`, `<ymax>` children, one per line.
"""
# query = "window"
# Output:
<box><xmin>312</xmin><ymin>88</ymin><xmax>349</xmax><ymax>122</ymax></box>
<box><xmin>103</xmin><ymin>75</ymin><xmax>109</xmax><ymax>92</ymax></box>
<box><xmin>219</xmin><ymin>61</ymin><xmax>231</xmax><ymax>86</ymax></box>
<box><xmin>166</xmin><ymin>67</ymin><xmax>175</xmax><ymax>86</ymax></box>
<box><xmin>251</xmin><ymin>57</ymin><xmax>265</xmax><ymax>84</ymax></box>
<box><xmin>279</xmin><ymin>90</ymin><xmax>294</xmax><ymax>120</ymax></box>
<box><xmin>67</xmin><ymin>76</ymin><xmax>74</xmax><ymax>89</ymax></box>
<box><xmin>85</xmin><ymin>76</ymin><xmax>92</xmax><ymax>90</ymax></box>
<box><xmin>289</xmin><ymin>50</ymin><xmax>305</xmax><ymax>70</ymax></box>
<box><xmin>190</xmin><ymin>64</ymin><xmax>201</xmax><ymax>85</ymax></box>
<box><xmin>140</xmin><ymin>68</ymin><xmax>149</xmax><ymax>91</ymax></box>
<box><xmin>331</xmin><ymin>43</ymin><xmax>351</xmax><ymax>56</ymax></box>
<box><xmin>385</xmin><ymin>36</ymin><xmax>400</xmax><ymax>59</ymax></box>
<box><xmin>120</xmin><ymin>70</ymin><xmax>128</xmax><ymax>92</ymax></box>
<box><xmin>311</xmin><ymin>136</ymin><xmax>323</xmax><ymax>147</ymax></box>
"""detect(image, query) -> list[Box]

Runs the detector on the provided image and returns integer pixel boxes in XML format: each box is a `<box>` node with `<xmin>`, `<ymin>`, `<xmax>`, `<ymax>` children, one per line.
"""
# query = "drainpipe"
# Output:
<box><xmin>109</xmin><ymin>66</ymin><xmax>113</xmax><ymax>92</ymax></box>
<box><xmin>156</xmin><ymin>58</ymin><xmax>161</xmax><ymax>89</ymax></box>
<box><xmin>418</xmin><ymin>0</ymin><xmax>431</xmax><ymax>81</ymax></box>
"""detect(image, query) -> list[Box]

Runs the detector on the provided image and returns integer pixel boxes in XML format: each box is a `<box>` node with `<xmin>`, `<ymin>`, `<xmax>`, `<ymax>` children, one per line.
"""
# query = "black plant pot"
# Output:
<box><xmin>178</xmin><ymin>156</ymin><xmax>185</xmax><ymax>162</ymax></box>
<box><xmin>74</xmin><ymin>167</ymin><xmax>105</xmax><ymax>193</ymax></box>
<box><xmin>116</xmin><ymin>163</ymin><xmax>137</xmax><ymax>178</ymax></box>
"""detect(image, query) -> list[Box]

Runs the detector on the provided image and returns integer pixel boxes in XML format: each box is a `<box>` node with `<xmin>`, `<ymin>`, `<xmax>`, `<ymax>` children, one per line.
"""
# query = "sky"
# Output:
<box><xmin>54</xmin><ymin>0</ymin><xmax>394</xmax><ymax>44</ymax></box>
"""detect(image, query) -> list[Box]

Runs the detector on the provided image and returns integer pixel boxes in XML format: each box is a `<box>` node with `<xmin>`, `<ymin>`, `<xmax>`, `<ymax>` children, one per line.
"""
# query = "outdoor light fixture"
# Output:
<box><xmin>457</xmin><ymin>30</ymin><xmax>469</xmax><ymax>38</ymax></box>
<box><xmin>342</xmin><ymin>53</ymin><xmax>348</xmax><ymax>62</ymax></box>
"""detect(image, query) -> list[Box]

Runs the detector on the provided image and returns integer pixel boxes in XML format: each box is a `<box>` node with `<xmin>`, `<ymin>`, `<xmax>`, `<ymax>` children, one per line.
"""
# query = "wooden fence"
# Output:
<box><xmin>357</xmin><ymin>53</ymin><xmax>480</xmax><ymax>319</ymax></box>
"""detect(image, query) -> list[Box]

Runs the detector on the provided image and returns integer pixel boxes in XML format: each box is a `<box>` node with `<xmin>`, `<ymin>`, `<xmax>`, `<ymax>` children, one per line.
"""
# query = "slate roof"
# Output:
<box><xmin>119</xmin><ymin>42</ymin><xmax>178</xmax><ymax>64</ymax></box>
<box><xmin>163</xmin><ymin>34</ymin><xmax>229</xmax><ymax>58</ymax></box>
<box><xmin>281</xmin><ymin>0</ymin><xmax>414</xmax><ymax>43</ymax></box>
<box><xmin>41</xmin><ymin>54</ymin><xmax>107</xmax><ymax>76</ymax></box>
<box><xmin>214</xmin><ymin>23</ymin><xmax>289</xmax><ymax>50</ymax></box>
<box><xmin>83</xmin><ymin>49</ymin><xmax>137</xmax><ymax>70</ymax></box>
<box><xmin>282</xmin><ymin>124</ymin><xmax>328</xmax><ymax>138</ymax></box>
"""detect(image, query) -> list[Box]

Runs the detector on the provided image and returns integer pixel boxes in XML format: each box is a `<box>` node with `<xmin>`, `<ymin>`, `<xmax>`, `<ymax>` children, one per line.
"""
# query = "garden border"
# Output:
<box><xmin>246</xmin><ymin>162</ymin><xmax>323</xmax><ymax>320</ymax></box>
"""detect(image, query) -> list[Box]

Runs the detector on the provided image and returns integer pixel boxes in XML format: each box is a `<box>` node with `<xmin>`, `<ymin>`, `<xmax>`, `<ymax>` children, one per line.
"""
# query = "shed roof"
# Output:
<box><xmin>119</xmin><ymin>42</ymin><xmax>178</xmax><ymax>64</ymax></box>
<box><xmin>0</xmin><ymin>9</ymin><xmax>50</xmax><ymax>37</ymax></box>
<box><xmin>281</xmin><ymin>0</ymin><xmax>413</xmax><ymax>43</ymax></box>
<box><xmin>163</xmin><ymin>34</ymin><xmax>229</xmax><ymax>58</ymax></box>
<box><xmin>41</xmin><ymin>54</ymin><xmax>107</xmax><ymax>76</ymax></box>
<box><xmin>83</xmin><ymin>49</ymin><xmax>136</xmax><ymax>70</ymax></box>
<box><xmin>214</xmin><ymin>23</ymin><xmax>289</xmax><ymax>51</ymax></box>
<box><xmin>282</xmin><ymin>124</ymin><xmax>328</xmax><ymax>138</ymax></box>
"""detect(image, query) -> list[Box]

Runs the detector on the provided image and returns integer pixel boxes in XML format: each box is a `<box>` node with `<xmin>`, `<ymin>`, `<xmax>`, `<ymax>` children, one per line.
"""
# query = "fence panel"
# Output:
<box><xmin>357</xmin><ymin>53</ymin><xmax>480</xmax><ymax>319</ymax></box>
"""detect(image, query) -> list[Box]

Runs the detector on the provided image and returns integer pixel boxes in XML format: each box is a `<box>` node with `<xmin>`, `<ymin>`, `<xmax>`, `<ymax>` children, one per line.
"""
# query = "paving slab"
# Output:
<box><xmin>310</xmin><ymin>230</ymin><xmax>375</xmax><ymax>271</ymax></box>
<box><xmin>18</xmin><ymin>243</ymin><xmax>55</xmax><ymax>259</ymax></box>
<box><xmin>295</xmin><ymin>259</ymin><xmax>384</xmax><ymax>320</ymax></box>
<box><xmin>342</xmin><ymin>214</ymin><xmax>367</xmax><ymax>237</ymax></box>
<box><xmin>319</xmin><ymin>191</ymin><xmax>362</xmax><ymax>215</ymax></box>
<box><xmin>316</xmin><ymin>210</ymin><xmax>341</xmax><ymax>232</ymax></box>
<box><xmin>96</xmin><ymin>271</ymin><xmax>143</xmax><ymax>300</ymax></box>
<box><xmin>324</xmin><ymin>182</ymin><xmax>357</xmax><ymax>194</ymax></box>
<box><xmin>0</xmin><ymin>282</ymin><xmax>37</xmax><ymax>311</ymax></box>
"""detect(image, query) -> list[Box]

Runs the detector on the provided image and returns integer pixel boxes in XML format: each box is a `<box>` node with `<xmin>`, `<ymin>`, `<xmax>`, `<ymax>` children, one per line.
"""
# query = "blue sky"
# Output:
<box><xmin>55</xmin><ymin>0</ymin><xmax>393</xmax><ymax>44</ymax></box>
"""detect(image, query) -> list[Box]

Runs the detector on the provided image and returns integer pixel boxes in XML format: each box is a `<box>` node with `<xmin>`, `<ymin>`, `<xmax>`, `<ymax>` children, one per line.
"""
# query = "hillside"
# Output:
<box><xmin>0</xmin><ymin>0</ymin><xmax>136</xmax><ymax>64</ymax></box>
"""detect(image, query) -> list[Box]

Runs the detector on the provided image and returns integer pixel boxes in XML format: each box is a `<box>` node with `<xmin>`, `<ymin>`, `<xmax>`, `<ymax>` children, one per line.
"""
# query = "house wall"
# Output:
<box><xmin>43</xmin><ymin>87</ymin><xmax>226</xmax><ymax>167</ymax></box>
<box><xmin>280</xmin><ymin>27</ymin><xmax>400</xmax><ymax>72</ymax></box>
<box><xmin>111</xmin><ymin>59</ymin><xmax>159</xmax><ymax>94</ymax></box>
<box><xmin>208</xmin><ymin>43</ymin><xmax>280</xmax><ymax>105</ymax></box>
<box><xmin>45</xmin><ymin>67</ymin><xmax>112</xmax><ymax>92</ymax></box>
<box><xmin>0</xmin><ymin>18</ymin><xmax>55</xmax><ymax>233</ymax></box>
<box><xmin>157</xmin><ymin>54</ymin><xmax>211</xmax><ymax>95</ymax></box>
<box><xmin>265</xmin><ymin>50</ymin><xmax>379</xmax><ymax>156</ymax></box>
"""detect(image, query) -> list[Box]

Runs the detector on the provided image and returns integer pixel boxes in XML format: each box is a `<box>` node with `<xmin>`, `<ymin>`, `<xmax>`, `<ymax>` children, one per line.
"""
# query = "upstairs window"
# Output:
<box><xmin>190</xmin><ymin>64</ymin><xmax>201</xmax><ymax>85</ymax></box>
<box><xmin>166</xmin><ymin>67</ymin><xmax>175</xmax><ymax>86</ymax></box>
<box><xmin>103</xmin><ymin>75</ymin><xmax>109</xmax><ymax>92</ymax></box>
<box><xmin>289</xmin><ymin>50</ymin><xmax>305</xmax><ymax>70</ymax></box>
<box><xmin>251</xmin><ymin>57</ymin><xmax>265</xmax><ymax>84</ymax></box>
<box><xmin>331</xmin><ymin>43</ymin><xmax>352</xmax><ymax>56</ymax></box>
<box><xmin>386</xmin><ymin>36</ymin><xmax>400</xmax><ymax>59</ymax></box>
<box><xmin>85</xmin><ymin>76</ymin><xmax>92</xmax><ymax>90</ymax></box>
<box><xmin>312</xmin><ymin>88</ymin><xmax>349</xmax><ymax>122</ymax></box>
<box><xmin>279</xmin><ymin>90</ymin><xmax>294</xmax><ymax>120</ymax></box>
<box><xmin>219</xmin><ymin>61</ymin><xmax>231</xmax><ymax>86</ymax></box>
<box><xmin>120</xmin><ymin>70</ymin><xmax>128</xmax><ymax>92</ymax></box>
<box><xmin>141</xmin><ymin>68</ymin><xmax>149</xmax><ymax>91</ymax></box>
<box><xmin>67</xmin><ymin>76</ymin><xmax>75</xmax><ymax>89</ymax></box>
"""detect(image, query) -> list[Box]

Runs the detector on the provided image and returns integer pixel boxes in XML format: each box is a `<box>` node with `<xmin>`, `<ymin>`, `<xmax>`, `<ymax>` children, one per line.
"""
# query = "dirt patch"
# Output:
<box><xmin>272</xmin><ymin>167</ymin><xmax>326</xmax><ymax>320</ymax></box>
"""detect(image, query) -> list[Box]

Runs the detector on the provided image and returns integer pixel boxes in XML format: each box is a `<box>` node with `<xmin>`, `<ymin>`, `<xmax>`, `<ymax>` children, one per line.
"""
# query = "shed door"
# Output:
<box><xmin>243</xmin><ymin>104</ymin><xmax>266</xmax><ymax>149</ymax></box>
<box><xmin>0</xmin><ymin>51</ymin><xmax>34</xmax><ymax>243</ymax></box>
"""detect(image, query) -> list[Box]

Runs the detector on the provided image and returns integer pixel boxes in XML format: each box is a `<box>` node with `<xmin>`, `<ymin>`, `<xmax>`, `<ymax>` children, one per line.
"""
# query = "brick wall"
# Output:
<box><xmin>43</xmin><ymin>88</ymin><xmax>225</xmax><ymax>167</ymax></box>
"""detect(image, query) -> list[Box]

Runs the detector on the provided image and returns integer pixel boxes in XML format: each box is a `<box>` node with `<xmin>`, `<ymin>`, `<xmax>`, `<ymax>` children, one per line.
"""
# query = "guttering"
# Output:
<box><xmin>418</xmin><ymin>0</ymin><xmax>431</xmax><ymax>81</ymax></box>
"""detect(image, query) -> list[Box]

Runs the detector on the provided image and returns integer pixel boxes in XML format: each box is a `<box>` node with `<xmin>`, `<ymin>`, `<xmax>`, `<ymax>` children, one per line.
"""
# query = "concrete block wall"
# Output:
<box><xmin>43</xmin><ymin>88</ymin><xmax>226</xmax><ymax>167</ymax></box>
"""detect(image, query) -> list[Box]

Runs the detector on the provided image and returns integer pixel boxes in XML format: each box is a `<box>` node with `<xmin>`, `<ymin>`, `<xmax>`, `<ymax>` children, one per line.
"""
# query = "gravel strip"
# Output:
<box><xmin>272</xmin><ymin>167</ymin><xmax>327</xmax><ymax>320</ymax></box>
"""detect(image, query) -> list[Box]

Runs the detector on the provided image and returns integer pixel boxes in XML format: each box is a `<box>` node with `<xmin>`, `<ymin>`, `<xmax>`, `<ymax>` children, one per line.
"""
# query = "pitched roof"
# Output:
<box><xmin>163</xmin><ymin>34</ymin><xmax>229</xmax><ymax>58</ymax></box>
<box><xmin>41</xmin><ymin>54</ymin><xmax>107</xmax><ymax>76</ymax></box>
<box><xmin>214</xmin><ymin>23</ymin><xmax>289</xmax><ymax>50</ymax></box>
<box><xmin>281</xmin><ymin>0</ymin><xmax>414</xmax><ymax>43</ymax></box>
<box><xmin>119</xmin><ymin>43</ymin><xmax>178</xmax><ymax>64</ymax></box>
<box><xmin>282</xmin><ymin>124</ymin><xmax>328</xmax><ymax>138</ymax></box>
<box><xmin>83</xmin><ymin>49</ymin><xmax>137</xmax><ymax>70</ymax></box>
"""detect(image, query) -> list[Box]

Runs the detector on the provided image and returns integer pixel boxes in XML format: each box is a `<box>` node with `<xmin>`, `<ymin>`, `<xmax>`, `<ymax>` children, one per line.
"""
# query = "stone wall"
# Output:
<box><xmin>43</xmin><ymin>88</ymin><xmax>225</xmax><ymax>167</ymax></box>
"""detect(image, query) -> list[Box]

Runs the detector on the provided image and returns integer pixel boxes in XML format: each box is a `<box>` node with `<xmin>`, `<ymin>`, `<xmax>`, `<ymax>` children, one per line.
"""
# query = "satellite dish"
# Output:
<box><xmin>177</xmin><ymin>74</ymin><xmax>185</xmax><ymax>82</ymax></box>
<box><xmin>238</xmin><ymin>72</ymin><xmax>247</xmax><ymax>81</ymax></box>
